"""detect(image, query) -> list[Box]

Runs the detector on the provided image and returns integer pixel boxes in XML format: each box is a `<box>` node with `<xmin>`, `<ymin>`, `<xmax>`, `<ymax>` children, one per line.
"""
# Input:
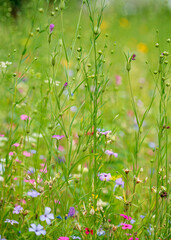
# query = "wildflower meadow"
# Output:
<box><xmin>0</xmin><ymin>0</ymin><xmax>170</xmax><ymax>239</ymax></box>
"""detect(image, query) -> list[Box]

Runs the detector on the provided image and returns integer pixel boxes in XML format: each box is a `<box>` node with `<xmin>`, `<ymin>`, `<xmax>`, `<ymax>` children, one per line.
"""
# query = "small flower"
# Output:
<box><xmin>29</xmin><ymin>224</ymin><xmax>46</xmax><ymax>236</ymax></box>
<box><xmin>57</xmin><ymin>237</ymin><xmax>69</xmax><ymax>240</ymax></box>
<box><xmin>0</xmin><ymin>235</ymin><xmax>6</xmax><ymax>240</ymax></box>
<box><xmin>64</xmin><ymin>82</ymin><xmax>68</xmax><ymax>87</ymax></box>
<box><xmin>20</xmin><ymin>115</ymin><xmax>31</xmax><ymax>121</ymax></box>
<box><xmin>23</xmin><ymin>151</ymin><xmax>31</xmax><ymax>157</ymax></box>
<box><xmin>115</xmin><ymin>75</ymin><xmax>122</xmax><ymax>85</ymax></box>
<box><xmin>105</xmin><ymin>150</ymin><xmax>118</xmax><ymax>158</ymax></box>
<box><xmin>85</xmin><ymin>228</ymin><xmax>93</xmax><ymax>235</ymax></box>
<box><xmin>27</xmin><ymin>190</ymin><xmax>40</xmax><ymax>198</ymax></box>
<box><xmin>97</xmin><ymin>229</ymin><xmax>105</xmax><ymax>236</ymax></box>
<box><xmin>140</xmin><ymin>215</ymin><xmax>145</xmax><ymax>219</ymax></box>
<box><xmin>129</xmin><ymin>238</ymin><xmax>139</xmax><ymax>240</ymax></box>
<box><xmin>49</xmin><ymin>24</ymin><xmax>54</xmax><ymax>33</ymax></box>
<box><xmin>56</xmin><ymin>215</ymin><xmax>62</xmax><ymax>219</ymax></box>
<box><xmin>99</xmin><ymin>173</ymin><xmax>111</xmax><ymax>181</ymax></box>
<box><xmin>132</xmin><ymin>54</ymin><xmax>136</xmax><ymax>60</ymax></box>
<box><xmin>4</xmin><ymin>219</ymin><xmax>19</xmax><ymax>225</ymax></box>
<box><xmin>99</xmin><ymin>130</ymin><xmax>111</xmax><ymax>135</ymax></box>
<box><xmin>68</xmin><ymin>207</ymin><xmax>75</xmax><ymax>217</ymax></box>
<box><xmin>130</xmin><ymin>219</ymin><xmax>136</xmax><ymax>224</ymax></box>
<box><xmin>52</xmin><ymin>135</ymin><xmax>65</xmax><ymax>140</ymax></box>
<box><xmin>40</xmin><ymin>207</ymin><xmax>54</xmax><ymax>225</ymax></box>
<box><xmin>115</xmin><ymin>178</ymin><xmax>124</xmax><ymax>188</ymax></box>
<box><xmin>13</xmin><ymin>205</ymin><xmax>23</xmax><ymax>214</ymax></box>
<box><xmin>121</xmin><ymin>223</ymin><xmax>132</xmax><ymax>230</ymax></box>
<box><xmin>71</xmin><ymin>236</ymin><xmax>81</xmax><ymax>240</ymax></box>
<box><xmin>13</xmin><ymin>143</ymin><xmax>20</xmax><ymax>147</ymax></box>
<box><xmin>120</xmin><ymin>214</ymin><xmax>132</xmax><ymax>220</ymax></box>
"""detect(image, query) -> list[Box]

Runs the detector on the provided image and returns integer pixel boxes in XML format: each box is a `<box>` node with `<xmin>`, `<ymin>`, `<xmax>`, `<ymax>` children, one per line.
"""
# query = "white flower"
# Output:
<box><xmin>40</xmin><ymin>207</ymin><xmax>54</xmax><ymax>225</ymax></box>
<box><xmin>29</xmin><ymin>224</ymin><xmax>46</xmax><ymax>236</ymax></box>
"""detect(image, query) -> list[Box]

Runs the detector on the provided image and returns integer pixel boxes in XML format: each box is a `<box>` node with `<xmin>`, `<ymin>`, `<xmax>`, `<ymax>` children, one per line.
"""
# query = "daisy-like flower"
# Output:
<box><xmin>40</xmin><ymin>207</ymin><xmax>54</xmax><ymax>225</ymax></box>
<box><xmin>99</xmin><ymin>173</ymin><xmax>111</xmax><ymax>181</ymax></box>
<box><xmin>120</xmin><ymin>214</ymin><xmax>132</xmax><ymax>220</ymax></box>
<box><xmin>27</xmin><ymin>190</ymin><xmax>40</xmax><ymax>198</ymax></box>
<box><xmin>29</xmin><ymin>224</ymin><xmax>46</xmax><ymax>236</ymax></box>
<box><xmin>105</xmin><ymin>150</ymin><xmax>118</xmax><ymax>158</ymax></box>
<box><xmin>121</xmin><ymin>223</ymin><xmax>132</xmax><ymax>230</ymax></box>
<box><xmin>52</xmin><ymin>135</ymin><xmax>65</xmax><ymax>140</ymax></box>
<box><xmin>13</xmin><ymin>205</ymin><xmax>23</xmax><ymax>214</ymax></box>
<box><xmin>4</xmin><ymin>219</ymin><xmax>19</xmax><ymax>225</ymax></box>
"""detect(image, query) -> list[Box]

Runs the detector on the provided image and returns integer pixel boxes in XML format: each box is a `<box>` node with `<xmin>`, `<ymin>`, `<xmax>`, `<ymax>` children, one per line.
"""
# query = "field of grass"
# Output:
<box><xmin>0</xmin><ymin>0</ymin><xmax>170</xmax><ymax>239</ymax></box>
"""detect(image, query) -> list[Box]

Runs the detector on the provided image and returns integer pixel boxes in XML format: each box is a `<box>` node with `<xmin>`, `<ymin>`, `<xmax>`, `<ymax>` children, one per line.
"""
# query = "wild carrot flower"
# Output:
<box><xmin>13</xmin><ymin>205</ymin><xmax>23</xmax><ymax>214</ymax></box>
<box><xmin>40</xmin><ymin>207</ymin><xmax>54</xmax><ymax>225</ymax></box>
<box><xmin>49</xmin><ymin>24</ymin><xmax>54</xmax><ymax>33</ymax></box>
<box><xmin>29</xmin><ymin>224</ymin><xmax>46</xmax><ymax>236</ymax></box>
<box><xmin>121</xmin><ymin>223</ymin><xmax>132</xmax><ymax>229</ymax></box>
<box><xmin>99</xmin><ymin>173</ymin><xmax>111</xmax><ymax>181</ymax></box>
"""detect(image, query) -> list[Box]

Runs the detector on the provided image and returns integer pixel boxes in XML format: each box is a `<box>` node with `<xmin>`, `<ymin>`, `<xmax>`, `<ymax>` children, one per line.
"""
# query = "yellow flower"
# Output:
<box><xmin>137</xmin><ymin>43</ymin><xmax>148</xmax><ymax>53</ymax></box>
<box><xmin>119</xmin><ymin>18</ymin><xmax>129</xmax><ymax>28</ymax></box>
<box><xmin>110</xmin><ymin>175</ymin><xmax>122</xmax><ymax>181</ymax></box>
<box><xmin>92</xmin><ymin>194</ymin><xmax>98</xmax><ymax>199</ymax></box>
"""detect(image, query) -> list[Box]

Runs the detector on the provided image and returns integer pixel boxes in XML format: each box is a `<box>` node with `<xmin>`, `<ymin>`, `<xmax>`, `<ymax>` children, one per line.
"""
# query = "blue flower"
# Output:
<box><xmin>130</xmin><ymin>219</ymin><xmax>136</xmax><ymax>224</ymax></box>
<box><xmin>97</xmin><ymin>229</ymin><xmax>105</xmax><ymax>236</ymax></box>
<box><xmin>71</xmin><ymin>236</ymin><xmax>81</xmax><ymax>239</ymax></box>
<box><xmin>56</xmin><ymin>215</ymin><xmax>62</xmax><ymax>220</ymax></box>
<box><xmin>140</xmin><ymin>215</ymin><xmax>145</xmax><ymax>219</ymax></box>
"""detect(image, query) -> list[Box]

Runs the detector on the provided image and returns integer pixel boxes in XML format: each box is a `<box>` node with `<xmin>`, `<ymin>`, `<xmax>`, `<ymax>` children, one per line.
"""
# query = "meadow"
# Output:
<box><xmin>0</xmin><ymin>0</ymin><xmax>170</xmax><ymax>239</ymax></box>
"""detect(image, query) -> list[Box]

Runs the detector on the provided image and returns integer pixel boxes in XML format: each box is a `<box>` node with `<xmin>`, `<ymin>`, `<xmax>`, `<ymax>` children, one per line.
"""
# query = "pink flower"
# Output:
<box><xmin>9</xmin><ymin>152</ymin><xmax>14</xmax><ymax>156</ymax></box>
<box><xmin>0</xmin><ymin>134</ymin><xmax>4</xmax><ymax>137</ymax></box>
<box><xmin>23</xmin><ymin>151</ymin><xmax>31</xmax><ymax>157</ymax></box>
<box><xmin>52</xmin><ymin>135</ymin><xmax>65</xmax><ymax>140</ymax></box>
<box><xmin>13</xmin><ymin>143</ymin><xmax>20</xmax><ymax>147</ymax></box>
<box><xmin>49</xmin><ymin>24</ymin><xmax>54</xmax><ymax>33</ymax></box>
<box><xmin>15</xmin><ymin>159</ymin><xmax>22</xmax><ymax>163</ymax></box>
<box><xmin>121</xmin><ymin>223</ymin><xmax>132</xmax><ymax>230</ymax></box>
<box><xmin>20</xmin><ymin>114</ymin><xmax>31</xmax><ymax>121</ymax></box>
<box><xmin>58</xmin><ymin>145</ymin><xmax>64</xmax><ymax>151</ymax></box>
<box><xmin>57</xmin><ymin>237</ymin><xmax>69</xmax><ymax>240</ymax></box>
<box><xmin>54</xmin><ymin>200</ymin><xmax>61</xmax><ymax>204</ymax></box>
<box><xmin>115</xmin><ymin>75</ymin><xmax>122</xmax><ymax>85</ymax></box>
<box><xmin>20</xmin><ymin>199</ymin><xmax>26</xmax><ymax>204</ymax></box>
<box><xmin>40</xmin><ymin>166</ymin><xmax>47</xmax><ymax>173</ymax></box>
<box><xmin>14</xmin><ymin>177</ymin><xmax>18</xmax><ymax>181</ymax></box>
<box><xmin>129</xmin><ymin>238</ymin><xmax>139</xmax><ymax>240</ymax></box>
<box><xmin>120</xmin><ymin>214</ymin><xmax>132</xmax><ymax>220</ymax></box>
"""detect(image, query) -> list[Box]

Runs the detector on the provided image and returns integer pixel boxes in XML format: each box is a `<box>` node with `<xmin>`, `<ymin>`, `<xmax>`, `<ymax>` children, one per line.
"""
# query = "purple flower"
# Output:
<box><xmin>29</xmin><ymin>224</ymin><xmax>46</xmax><ymax>236</ymax></box>
<box><xmin>115</xmin><ymin>178</ymin><xmax>124</xmax><ymax>188</ymax></box>
<box><xmin>4</xmin><ymin>219</ymin><xmax>19</xmax><ymax>225</ymax></box>
<box><xmin>27</xmin><ymin>190</ymin><xmax>40</xmax><ymax>198</ymax></box>
<box><xmin>99</xmin><ymin>130</ymin><xmax>111</xmax><ymax>135</ymax></box>
<box><xmin>40</xmin><ymin>207</ymin><xmax>54</xmax><ymax>225</ymax></box>
<box><xmin>49</xmin><ymin>24</ymin><xmax>54</xmax><ymax>33</ymax></box>
<box><xmin>13</xmin><ymin>205</ymin><xmax>23</xmax><ymax>214</ymax></box>
<box><xmin>132</xmin><ymin>54</ymin><xmax>136</xmax><ymax>60</ymax></box>
<box><xmin>52</xmin><ymin>135</ymin><xmax>65</xmax><ymax>140</ymax></box>
<box><xmin>140</xmin><ymin>215</ymin><xmax>145</xmax><ymax>219</ymax></box>
<box><xmin>64</xmin><ymin>82</ymin><xmax>68</xmax><ymax>88</ymax></box>
<box><xmin>68</xmin><ymin>207</ymin><xmax>75</xmax><ymax>217</ymax></box>
<box><xmin>105</xmin><ymin>150</ymin><xmax>118</xmax><ymax>158</ymax></box>
<box><xmin>0</xmin><ymin>235</ymin><xmax>6</xmax><ymax>240</ymax></box>
<box><xmin>99</xmin><ymin>173</ymin><xmax>111</xmax><ymax>181</ymax></box>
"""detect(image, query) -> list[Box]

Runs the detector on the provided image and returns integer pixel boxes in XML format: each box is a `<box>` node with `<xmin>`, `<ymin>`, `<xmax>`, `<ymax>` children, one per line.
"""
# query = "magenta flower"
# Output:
<box><xmin>129</xmin><ymin>238</ymin><xmax>139</xmax><ymax>240</ymax></box>
<box><xmin>105</xmin><ymin>150</ymin><xmax>118</xmax><ymax>158</ymax></box>
<box><xmin>23</xmin><ymin>151</ymin><xmax>31</xmax><ymax>157</ymax></box>
<box><xmin>20</xmin><ymin>115</ymin><xmax>31</xmax><ymax>121</ymax></box>
<box><xmin>9</xmin><ymin>152</ymin><xmax>14</xmax><ymax>156</ymax></box>
<box><xmin>40</xmin><ymin>207</ymin><xmax>54</xmax><ymax>225</ymax></box>
<box><xmin>52</xmin><ymin>135</ymin><xmax>65</xmax><ymax>140</ymax></box>
<box><xmin>132</xmin><ymin>54</ymin><xmax>136</xmax><ymax>60</ymax></box>
<box><xmin>120</xmin><ymin>214</ymin><xmax>132</xmax><ymax>220</ymax></box>
<box><xmin>121</xmin><ymin>223</ymin><xmax>132</xmax><ymax>230</ymax></box>
<box><xmin>115</xmin><ymin>75</ymin><xmax>122</xmax><ymax>85</ymax></box>
<box><xmin>13</xmin><ymin>205</ymin><xmax>23</xmax><ymax>214</ymax></box>
<box><xmin>49</xmin><ymin>24</ymin><xmax>54</xmax><ymax>33</ymax></box>
<box><xmin>13</xmin><ymin>143</ymin><xmax>20</xmax><ymax>147</ymax></box>
<box><xmin>0</xmin><ymin>134</ymin><xmax>5</xmax><ymax>137</ymax></box>
<box><xmin>58</xmin><ymin>237</ymin><xmax>69</xmax><ymax>240</ymax></box>
<box><xmin>99</xmin><ymin>173</ymin><xmax>111</xmax><ymax>181</ymax></box>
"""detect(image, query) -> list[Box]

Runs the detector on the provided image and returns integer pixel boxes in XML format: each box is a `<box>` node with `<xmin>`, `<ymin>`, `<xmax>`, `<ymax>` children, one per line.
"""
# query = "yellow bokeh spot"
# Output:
<box><xmin>119</xmin><ymin>18</ymin><xmax>129</xmax><ymax>28</ymax></box>
<box><xmin>92</xmin><ymin>194</ymin><xmax>98</xmax><ymax>199</ymax></box>
<box><xmin>137</xmin><ymin>42</ymin><xmax>148</xmax><ymax>53</ymax></box>
<box><xmin>101</xmin><ymin>20</ymin><xmax>108</xmax><ymax>30</ymax></box>
<box><xmin>110</xmin><ymin>175</ymin><xmax>122</xmax><ymax>181</ymax></box>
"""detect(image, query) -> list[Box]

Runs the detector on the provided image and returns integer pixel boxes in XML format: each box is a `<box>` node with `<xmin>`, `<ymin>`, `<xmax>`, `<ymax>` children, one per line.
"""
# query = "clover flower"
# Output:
<box><xmin>29</xmin><ymin>224</ymin><xmax>46</xmax><ymax>236</ymax></box>
<box><xmin>99</xmin><ymin>173</ymin><xmax>111</xmax><ymax>181</ymax></box>
<box><xmin>68</xmin><ymin>207</ymin><xmax>75</xmax><ymax>217</ymax></box>
<box><xmin>40</xmin><ymin>207</ymin><xmax>54</xmax><ymax>225</ymax></box>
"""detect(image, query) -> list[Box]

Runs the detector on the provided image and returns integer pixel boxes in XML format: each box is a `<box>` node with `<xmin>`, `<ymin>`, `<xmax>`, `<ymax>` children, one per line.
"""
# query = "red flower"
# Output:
<box><xmin>85</xmin><ymin>228</ymin><xmax>93</xmax><ymax>235</ymax></box>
